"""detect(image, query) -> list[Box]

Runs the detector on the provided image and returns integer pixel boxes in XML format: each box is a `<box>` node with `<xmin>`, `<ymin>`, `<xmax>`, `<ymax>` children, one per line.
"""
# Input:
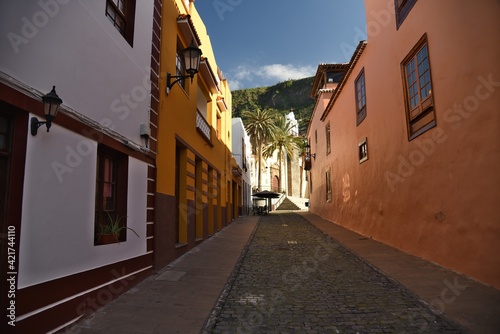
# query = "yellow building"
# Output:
<box><xmin>155</xmin><ymin>0</ymin><xmax>237</xmax><ymax>268</ymax></box>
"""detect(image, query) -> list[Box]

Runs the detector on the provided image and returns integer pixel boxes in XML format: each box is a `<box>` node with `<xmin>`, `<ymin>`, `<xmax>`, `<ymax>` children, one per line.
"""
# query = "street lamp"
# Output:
<box><xmin>304</xmin><ymin>144</ymin><xmax>315</xmax><ymax>171</ymax></box>
<box><xmin>31</xmin><ymin>86</ymin><xmax>63</xmax><ymax>136</ymax></box>
<box><xmin>166</xmin><ymin>40</ymin><xmax>202</xmax><ymax>94</ymax></box>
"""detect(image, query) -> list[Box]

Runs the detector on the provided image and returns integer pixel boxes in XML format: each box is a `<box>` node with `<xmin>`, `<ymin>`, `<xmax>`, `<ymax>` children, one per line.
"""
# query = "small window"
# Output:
<box><xmin>314</xmin><ymin>129</ymin><xmax>318</xmax><ymax>144</ymax></box>
<box><xmin>358</xmin><ymin>138</ymin><xmax>368</xmax><ymax>163</ymax></box>
<box><xmin>325</xmin><ymin>122</ymin><xmax>331</xmax><ymax>155</ymax></box>
<box><xmin>216</xmin><ymin>113</ymin><xmax>222</xmax><ymax>140</ymax></box>
<box><xmin>106</xmin><ymin>0</ymin><xmax>136</xmax><ymax>46</ymax></box>
<box><xmin>355</xmin><ymin>69</ymin><xmax>367</xmax><ymax>125</ymax></box>
<box><xmin>175</xmin><ymin>40</ymin><xmax>187</xmax><ymax>91</ymax></box>
<box><xmin>395</xmin><ymin>0</ymin><xmax>417</xmax><ymax>29</ymax></box>
<box><xmin>94</xmin><ymin>145</ymin><xmax>128</xmax><ymax>245</ymax></box>
<box><xmin>402</xmin><ymin>35</ymin><xmax>435</xmax><ymax>140</ymax></box>
<box><xmin>326</xmin><ymin>72</ymin><xmax>343</xmax><ymax>85</ymax></box>
<box><xmin>326</xmin><ymin>168</ymin><xmax>332</xmax><ymax>202</ymax></box>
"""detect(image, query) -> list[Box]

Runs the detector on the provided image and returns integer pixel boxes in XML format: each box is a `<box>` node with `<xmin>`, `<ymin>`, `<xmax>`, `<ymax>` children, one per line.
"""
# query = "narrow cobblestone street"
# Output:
<box><xmin>204</xmin><ymin>213</ymin><xmax>466</xmax><ymax>334</ymax></box>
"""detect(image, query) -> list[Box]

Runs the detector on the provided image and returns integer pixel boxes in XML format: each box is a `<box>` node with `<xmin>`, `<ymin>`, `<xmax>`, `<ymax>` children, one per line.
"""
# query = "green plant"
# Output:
<box><xmin>96</xmin><ymin>213</ymin><xmax>139</xmax><ymax>243</ymax></box>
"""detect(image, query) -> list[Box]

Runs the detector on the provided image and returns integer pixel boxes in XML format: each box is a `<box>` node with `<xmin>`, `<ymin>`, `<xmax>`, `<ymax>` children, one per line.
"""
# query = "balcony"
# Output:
<box><xmin>196</xmin><ymin>110</ymin><xmax>211</xmax><ymax>143</ymax></box>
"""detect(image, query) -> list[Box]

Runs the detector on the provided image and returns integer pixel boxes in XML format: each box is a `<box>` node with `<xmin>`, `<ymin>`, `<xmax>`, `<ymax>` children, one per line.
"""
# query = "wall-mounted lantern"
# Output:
<box><xmin>304</xmin><ymin>143</ymin><xmax>315</xmax><ymax>171</ymax></box>
<box><xmin>166</xmin><ymin>40</ymin><xmax>202</xmax><ymax>94</ymax></box>
<box><xmin>31</xmin><ymin>86</ymin><xmax>63</xmax><ymax>136</ymax></box>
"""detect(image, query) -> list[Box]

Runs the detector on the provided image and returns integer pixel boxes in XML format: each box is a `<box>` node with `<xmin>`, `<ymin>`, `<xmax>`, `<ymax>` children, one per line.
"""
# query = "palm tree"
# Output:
<box><xmin>263</xmin><ymin>114</ymin><xmax>301</xmax><ymax>194</ymax></box>
<box><xmin>241</xmin><ymin>108</ymin><xmax>277</xmax><ymax>191</ymax></box>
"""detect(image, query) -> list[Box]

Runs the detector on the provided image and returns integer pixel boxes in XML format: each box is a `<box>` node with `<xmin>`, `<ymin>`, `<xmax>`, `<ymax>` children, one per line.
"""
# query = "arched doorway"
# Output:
<box><xmin>272</xmin><ymin>175</ymin><xmax>279</xmax><ymax>192</ymax></box>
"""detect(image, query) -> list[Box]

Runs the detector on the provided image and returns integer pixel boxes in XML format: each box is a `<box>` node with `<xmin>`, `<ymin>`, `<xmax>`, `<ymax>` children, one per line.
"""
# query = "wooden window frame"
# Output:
<box><xmin>358</xmin><ymin>137</ymin><xmax>368</xmax><ymax>163</ymax></box>
<box><xmin>355</xmin><ymin>68</ymin><xmax>367</xmax><ymax>125</ymax></box>
<box><xmin>395</xmin><ymin>0</ymin><xmax>417</xmax><ymax>30</ymax></box>
<box><xmin>94</xmin><ymin>145</ymin><xmax>129</xmax><ymax>245</ymax></box>
<box><xmin>105</xmin><ymin>0</ymin><xmax>136</xmax><ymax>46</ymax></box>
<box><xmin>325</xmin><ymin>168</ymin><xmax>332</xmax><ymax>203</ymax></box>
<box><xmin>402</xmin><ymin>35</ymin><xmax>436</xmax><ymax>140</ymax></box>
<box><xmin>325</xmin><ymin>122</ymin><xmax>331</xmax><ymax>155</ymax></box>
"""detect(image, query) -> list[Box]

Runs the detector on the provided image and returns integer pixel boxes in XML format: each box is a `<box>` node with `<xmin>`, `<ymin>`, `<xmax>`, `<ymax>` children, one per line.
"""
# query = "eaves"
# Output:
<box><xmin>320</xmin><ymin>40</ymin><xmax>367</xmax><ymax>121</ymax></box>
<box><xmin>177</xmin><ymin>14</ymin><xmax>202</xmax><ymax>46</ymax></box>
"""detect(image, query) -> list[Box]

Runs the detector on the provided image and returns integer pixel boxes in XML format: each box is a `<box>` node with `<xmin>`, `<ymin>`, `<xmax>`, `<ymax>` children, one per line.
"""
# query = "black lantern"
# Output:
<box><xmin>31</xmin><ymin>86</ymin><xmax>63</xmax><ymax>136</ymax></box>
<box><xmin>304</xmin><ymin>144</ymin><xmax>315</xmax><ymax>171</ymax></box>
<box><xmin>166</xmin><ymin>40</ymin><xmax>202</xmax><ymax>94</ymax></box>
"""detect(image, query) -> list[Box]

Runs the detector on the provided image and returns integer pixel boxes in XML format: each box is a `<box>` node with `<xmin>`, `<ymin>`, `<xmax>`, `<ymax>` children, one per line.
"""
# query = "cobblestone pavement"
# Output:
<box><xmin>203</xmin><ymin>213</ymin><xmax>466</xmax><ymax>334</ymax></box>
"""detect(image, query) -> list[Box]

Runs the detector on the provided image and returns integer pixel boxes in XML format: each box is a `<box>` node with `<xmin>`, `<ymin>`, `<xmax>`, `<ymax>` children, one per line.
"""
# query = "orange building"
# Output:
<box><xmin>155</xmin><ymin>0</ymin><xmax>236</xmax><ymax>268</ymax></box>
<box><xmin>306</xmin><ymin>0</ymin><xmax>500</xmax><ymax>288</ymax></box>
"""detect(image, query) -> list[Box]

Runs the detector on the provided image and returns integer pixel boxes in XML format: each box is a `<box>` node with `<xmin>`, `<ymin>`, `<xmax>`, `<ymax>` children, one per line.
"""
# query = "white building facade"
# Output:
<box><xmin>0</xmin><ymin>1</ymin><xmax>160</xmax><ymax>332</ymax></box>
<box><xmin>231</xmin><ymin>118</ymin><xmax>252</xmax><ymax>214</ymax></box>
<box><xmin>249</xmin><ymin>111</ymin><xmax>308</xmax><ymax>207</ymax></box>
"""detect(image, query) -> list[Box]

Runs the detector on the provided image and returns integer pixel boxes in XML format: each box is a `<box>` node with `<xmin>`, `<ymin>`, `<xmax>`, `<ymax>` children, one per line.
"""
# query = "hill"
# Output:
<box><xmin>231</xmin><ymin>77</ymin><xmax>315</xmax><ymax>135</ymax></box>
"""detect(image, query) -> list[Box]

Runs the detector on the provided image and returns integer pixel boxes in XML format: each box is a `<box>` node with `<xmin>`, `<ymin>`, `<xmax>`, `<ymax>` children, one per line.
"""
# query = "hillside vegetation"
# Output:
<box><xmin>232</xmin><ymin>77</ymin><xmax>315</xmax><ymax>135</ymax></box>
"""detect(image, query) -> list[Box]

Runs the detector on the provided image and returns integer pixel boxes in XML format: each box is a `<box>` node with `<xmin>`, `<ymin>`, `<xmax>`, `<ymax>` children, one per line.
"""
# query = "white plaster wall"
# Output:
<box><xmin>232</xmin><ymin>118</ymin><xmax>252</xmax><ymax>208</ymax></box>
<box><xmin>18</xmin><ymin>118</ymin><xmax>148</xmax><ymax>288</ymax></box>
<box><xmin>0</xmin><ymin>0</ymin><xmax>155</xmax><ymax>144</ymax></box>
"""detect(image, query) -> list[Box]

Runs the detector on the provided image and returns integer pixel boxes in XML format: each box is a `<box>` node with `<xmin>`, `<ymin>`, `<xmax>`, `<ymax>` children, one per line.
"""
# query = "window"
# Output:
<box><xmin>326</xmin><ymin>169</ymin><xmax>332</xmax><ymax>202</ymax></box>
<box><xmin>216</xmin><ymin>113</ymin><xmax>221</xmax><ymax>140</ymax></box>
<box><xmin>355</xmin><ymin>69</ymin><xmax>367</xmax><ymax>125</ymax></box>
<box><xmin>314</xmin><ymin>129</ymin><xmax>317</xmax><ymax>144</ymax></box>
<box><xmin>395</xmin><ymin>0</ymin><xmax>417</xmax><ymax>29</ymax></box>
<box><xmin>326</xmin><ymin>72</ymin><xmax>343</xmax><ymax>85</ymax></box>
<box><xmin>94</xmin><ymin>145</ymin><xmax>128</xmax><ymax>244</ymax></box>
<box><xmin>358</xmin><ymin>138</ymin><xmax>368</xmax><ymax>163</ymax></box>
<box><xmin>106</xmin><ymin>0</ymin><xmax>136</xmax><ymax>46</ymax></box>
<box><xmin>402</xmin><ymin>36</ymin><xmax>435</xmax><ymax>140</ymax></box>
<box><xmin>175</xmin><ymin>40</ymin><xmax>187</xmax><ymax>91</ymax></box>
<box><xmin>325</xmin><ymin>122</ymin><xmax>331</xmax><ymax>155</ymax></box>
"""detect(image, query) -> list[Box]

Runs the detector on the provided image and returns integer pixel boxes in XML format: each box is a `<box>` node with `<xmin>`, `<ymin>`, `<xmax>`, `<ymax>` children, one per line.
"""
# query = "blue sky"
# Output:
<box><xmin>195</xmin><ymin>0</ymin><xmax>367</xmax><ymax>90</ymax></box>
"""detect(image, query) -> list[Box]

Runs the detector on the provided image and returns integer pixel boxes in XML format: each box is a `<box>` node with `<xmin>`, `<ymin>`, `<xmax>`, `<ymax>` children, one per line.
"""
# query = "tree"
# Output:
<box><xmin>241</xmin><ymin>108</ymin><xmax>277</xmax><ymax>191</ymax></box>
<box><xmin>263</xmin><ymin>114</ymin><xmax>301</xmax><ymax>193</ymax></box>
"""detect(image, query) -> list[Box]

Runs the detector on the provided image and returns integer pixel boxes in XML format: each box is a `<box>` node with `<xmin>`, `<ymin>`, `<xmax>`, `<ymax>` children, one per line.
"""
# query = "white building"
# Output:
<box><xmin>231</xmin><ymin>118</ymin><xmax>252</xmax><ymax>214</ymax></box>
<box><xmin>0</xmin><ymin>1</ymin><xmax>159</xmax><ymax>332</ymax></box>
<box><xmin>249</xmin><ymin>111</ymin><xmax>308</xmax><ymax>207</ymax></box>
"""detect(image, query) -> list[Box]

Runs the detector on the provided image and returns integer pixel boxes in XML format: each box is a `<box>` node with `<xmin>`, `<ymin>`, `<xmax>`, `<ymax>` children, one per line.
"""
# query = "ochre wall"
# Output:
<box><xmin>154</xmin><ymin>0</ymin><xmax>233</xmax><ymax>269</ymax></box>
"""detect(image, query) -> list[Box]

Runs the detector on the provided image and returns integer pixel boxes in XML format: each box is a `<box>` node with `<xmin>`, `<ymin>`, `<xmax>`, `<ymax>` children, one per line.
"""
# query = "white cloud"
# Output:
<box><xmin>257</xmin><ymin>64</ymin><xmax>316</xmax><ymax>82</ymax></box>
<box><xmin>226</xmin><ymin>63</ymin><xmax>316</xmax><ymax>90</ymax></box>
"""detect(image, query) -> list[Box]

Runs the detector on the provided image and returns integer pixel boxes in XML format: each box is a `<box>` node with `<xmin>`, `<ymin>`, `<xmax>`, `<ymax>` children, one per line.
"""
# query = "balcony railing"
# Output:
<box><xmin>196</xmin><ymin>110</ymin><xmax>211</xmax><ymax>142</ymax></box>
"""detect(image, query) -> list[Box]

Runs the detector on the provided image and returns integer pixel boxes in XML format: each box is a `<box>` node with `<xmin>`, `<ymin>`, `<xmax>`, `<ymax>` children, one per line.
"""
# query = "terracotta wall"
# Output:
<box><xmin>308</xmin><ymin>0</ymin><xmax>500</xmax><ymax>288</ymax></box>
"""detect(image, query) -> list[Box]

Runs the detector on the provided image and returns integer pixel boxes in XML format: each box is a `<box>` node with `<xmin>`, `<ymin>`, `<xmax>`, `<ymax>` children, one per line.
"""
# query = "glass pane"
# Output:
<box><xmin>0</xmin><ymin>117</ymin><xmax>7</xmax><ymax>132</ymax></box>
<box><xmin>103</xmin><ymin>158</ymin><xmax>113</xmax><ymax>182</ymax></box>
<box><xmin>116</xmin><ymin>16</ymin><xmax>125</xmax><ymax>32</ymax></box>
<box><xmin>118</xmin><ymin>0</ymin><xmax>126</xmax><ymax>14</ymax></box>
<box><xmin>106</xmin><ymin>3</ymin><xmax>114</xmax><ymax>18</ymax></box>
<box><xmin>0</xmin><ymin>115</ymin><xmax>10</xmax><ymax>153</ymax></box>
<box><xmin>104</xmin><ymin>188</ymin><xmax>114</xmax><ymax>210</ymax></box>
<box><xmin>420</xmin><ymin>45</ymin><xmax>428</xmax><ymax>57</ymax></box>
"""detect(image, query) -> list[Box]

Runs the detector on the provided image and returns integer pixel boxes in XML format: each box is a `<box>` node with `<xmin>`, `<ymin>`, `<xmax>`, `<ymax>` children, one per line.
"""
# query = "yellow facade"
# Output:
<box><xmin>155</xmin><ymin>0</ymin><xmax>237</xmax><ymax>267</ymax></box>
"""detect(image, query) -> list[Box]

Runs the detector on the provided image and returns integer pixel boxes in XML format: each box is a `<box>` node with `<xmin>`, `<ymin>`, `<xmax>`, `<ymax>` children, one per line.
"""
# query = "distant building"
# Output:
<box><xmin>232</xmin><ymin>118</ymin><xmax>252</xmax><ymax>215</ymax></box>
<box><xmin>306</xmin><ymin>0</ymin><xmax>500</xmax><ymax>288</ymax></box>
<box><xmin>250</xmin><ymin>110</ymin><xmax>306</xmax><ymax>205</ymax></box>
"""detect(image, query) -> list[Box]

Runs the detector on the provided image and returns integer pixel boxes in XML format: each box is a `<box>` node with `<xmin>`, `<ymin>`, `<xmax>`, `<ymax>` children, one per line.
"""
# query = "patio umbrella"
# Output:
<box><xmin>252</xmin><ymin>190</ymin><xmax>281</xmax><ymax>198</ymax></box>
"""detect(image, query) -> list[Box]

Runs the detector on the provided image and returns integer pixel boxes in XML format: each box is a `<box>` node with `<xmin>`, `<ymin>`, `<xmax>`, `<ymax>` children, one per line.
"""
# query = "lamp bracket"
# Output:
<box><xmin>166</xmin><ymin>72</ymin><xmax>194</xmax><ymax>94</ymax></box>
<box><xmin>31</xmin><ymin>116</ymin><xmax>55</xmax><ymax>136</ymax></box>
<box><xmin>31</xmin><ymin>117</ymin><xmax>47</xmax><ymax>136</ymax></box>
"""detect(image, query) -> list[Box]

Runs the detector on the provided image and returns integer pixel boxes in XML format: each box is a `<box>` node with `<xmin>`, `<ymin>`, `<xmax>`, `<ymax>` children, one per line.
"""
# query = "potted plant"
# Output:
<box><xmin>95</xmin><ymin>213</ymin><xmax>139</xmax><ymax>245</ymax></box>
